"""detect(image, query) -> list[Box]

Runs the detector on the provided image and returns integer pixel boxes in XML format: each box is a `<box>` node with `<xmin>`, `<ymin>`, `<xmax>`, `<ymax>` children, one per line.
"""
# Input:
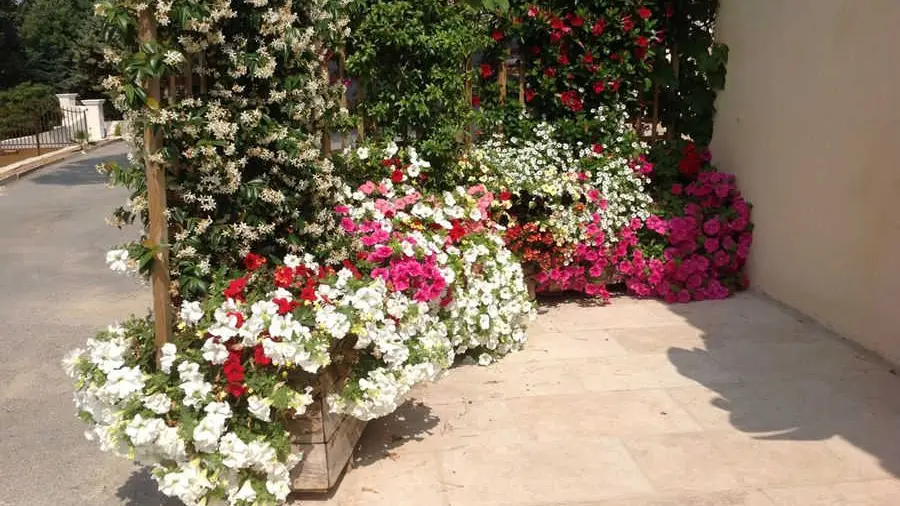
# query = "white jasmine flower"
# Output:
<box><xmin>106</xmin><ymin>249</ymin><xmax>130</xmax><ymax>272</ymax></box>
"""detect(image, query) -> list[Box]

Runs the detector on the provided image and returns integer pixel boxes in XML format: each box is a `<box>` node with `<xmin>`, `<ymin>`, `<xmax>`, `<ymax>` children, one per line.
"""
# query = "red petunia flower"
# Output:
<box><xmin>558</xmin><ymin>53</ymin><xmax>570</xmax><ymax>65</ymax></box>
<box><xmin>391</xmin><ymin>169</ymin><xmax>404</xmax><ymax>183</ymax></box>
<box><xmin>592</xmin><ymin>143</ymin><xmax>604</xmax><ymax>154</ymax></box>
<box><xmin>253</xmin><ymin>345</ymin><xmax>272</xmax><ymax>366</ymax></box>
<box><xmin>636</xmin><ymin>35</ymin><xmax>649</xmax><ymax>48</ymax></box>
<box><xmin>480</xmin><ymin>63</ymin><xmax>493</xmax><ymax>79</ymax></box>
<box><xmin>527</xmin><ymin>5</ymin><xmax>539</xmax><ymax>17</ymax></box>
<box><xmin>227</xmin><ymin>382</ymin><xmax>247</xmax><ymax>397</ymax></box>
<box><xmin>243</xmin><ymin>253</ymin><xmax>266</xmax><ymax>271</ymax></box>
<box><xmin>592</xmin><ymin>18</ymin><xmax>606</xmax><ymax>36</ymax></box>
<box><xmin>593</xmin><ymin>81</ymin><xmax>606</xmax><ymax>93</ymax></box>
<box><xmin>273</xmin><ymin>297</ymin><xmax>299</xmax><ymax>315</ymax></box>
<box><xmin>499</xmin><ymin>191</ymin><xmax>512</xmax><ymax>201</ymax></box>
<box><xmin>550</xmin><ymin>31</ymin><xmax>562</xmax><ymax>43</ymax></box>
<box><xmin>622</xmin><ymin>15</ymin><xmax>635</xmax><ymax>32</ymax></box>
<box><xmin>300</xmin><ymin>285</ymin><xmax>317</xmax><ymax>302</ymax></box>
<box><xmin>226</xmin><ymin>311</ymin><xmax>245</xmax><ymax>328</ymax></box>
<box><xmin>273</xmin><ymin>266</ymin><xmax>294</xmax><ymax>288</ymax></box>
<box><xmin>544</xmin><ymin>67</ymin><xmax>557</xmax><ymax>78</ymax></box>
<box><xmin>471</xmin><ymin>95</ymin><xmax>481</xmax><ymax>108</ymax></box>
<box><xmin>223</xmin><ymin>277</ymin><xmax>248</xmax><ymax>301</ymax></box>
<box><xmin>582</xmin><ymin>52</ymin><xmax>594</xmax><ymax>64</ymax></box>
<box><xmin>638</xmin><ymin>6</ymin><xmax>652</xmax><ymax>19</ymax></box>
<box><xmin>491</xmin><ymin>30</ymin><xmax>504</xmax><ymax>41</ymax></box>
<box><xmin>570</xmin><ymin>15</ymin><xmax>584</xmax><ymax>27</ymax></box>
<box><xmin>524</xmin><ymin>88</ymin><xmax>537</xmax><ymax>102</ymax></box>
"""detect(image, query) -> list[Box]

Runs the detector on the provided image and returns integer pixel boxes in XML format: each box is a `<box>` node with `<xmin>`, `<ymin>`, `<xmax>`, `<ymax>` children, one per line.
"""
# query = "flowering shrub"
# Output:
<box><xmin>622</xmin><ymin>167</ymin><xmax>753</xmax><ymax>302</ymax></box>
<box><xmin>78</xmin><ymin>144</ymin><xmax>534</xmax><ymax>506</ymax></box>
<box><xmin>463</xmin><ymin>120</ymin><xmax>652</xmax><ymax>295</ymax></box>
<box><xmin>96</xmin><ymin>0</ymin><xmax>352</xmax><ymax>298</ymax></box>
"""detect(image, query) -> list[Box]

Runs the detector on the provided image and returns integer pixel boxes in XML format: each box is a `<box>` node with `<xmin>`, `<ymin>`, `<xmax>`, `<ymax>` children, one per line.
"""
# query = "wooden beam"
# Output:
<box><xmin>138</xmin><ymin>10</ymin><xmax>172</xmax><ymax>359</ymax></box>
<box><xmin>499</xmin><ymin>61</ymin><xmax>507</xmax><ymax>105</ymax></box>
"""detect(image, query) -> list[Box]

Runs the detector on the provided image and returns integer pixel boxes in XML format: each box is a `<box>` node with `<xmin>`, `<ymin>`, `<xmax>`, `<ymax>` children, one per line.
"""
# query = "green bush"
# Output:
<box><xmin>346</xmin><ymin>0</ymin><xmax>492</xmax><ymax>183</ymax></box>
<box><xmin>0</xmin><ymin>82</ymin><xmax>57</xmax><ymax>140</ymax></box>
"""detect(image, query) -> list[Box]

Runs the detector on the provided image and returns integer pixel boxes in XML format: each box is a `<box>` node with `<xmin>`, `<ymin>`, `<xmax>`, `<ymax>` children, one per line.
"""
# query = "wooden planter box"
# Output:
<box><xmin>286</xmin><ymin>364</ymin><xmax>367</xmax><ymax>492</ymax></box>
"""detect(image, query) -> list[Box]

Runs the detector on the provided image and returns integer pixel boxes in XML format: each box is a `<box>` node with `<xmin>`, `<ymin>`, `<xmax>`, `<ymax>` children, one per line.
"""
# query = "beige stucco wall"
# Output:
<box><xmin>712</xmin><ymin>0</ymin><xmax>900</xmax><ymax>363</ymax></box>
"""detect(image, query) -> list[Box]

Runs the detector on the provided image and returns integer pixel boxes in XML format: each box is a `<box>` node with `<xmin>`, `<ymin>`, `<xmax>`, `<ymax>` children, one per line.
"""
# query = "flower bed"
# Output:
<box><xmin>69</xmin><ymin>145</ymin><xmax>534</xmax><ymax>506</ymax></box>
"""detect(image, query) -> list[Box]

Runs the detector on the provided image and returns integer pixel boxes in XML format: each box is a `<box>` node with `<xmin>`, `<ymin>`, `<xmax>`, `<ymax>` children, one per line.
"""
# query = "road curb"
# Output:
<box><xmin>0</xmin><ymin>137</ymin><xmax>124</xmax><ymax>186</ymax></box>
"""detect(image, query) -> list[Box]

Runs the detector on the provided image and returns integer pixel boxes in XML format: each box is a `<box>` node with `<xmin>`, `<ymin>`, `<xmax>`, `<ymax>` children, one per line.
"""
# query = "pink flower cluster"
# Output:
<box><xmin>372</xmin><ymin>254</ymin><xmax>447</xmax><ymax>302</ymax></box>
<box><xmin>528</xmin><ymin>169</ymin><xmax>752</xmax><ymax>305</ymax></box>
<box><xmin>623</xmin><ymin>171</ymin><xmax>752</xmax><ymax>303</ymax></box>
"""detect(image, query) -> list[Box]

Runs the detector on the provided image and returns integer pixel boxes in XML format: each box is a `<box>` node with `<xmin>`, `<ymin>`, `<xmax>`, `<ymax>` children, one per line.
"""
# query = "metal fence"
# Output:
<box><xmin>0</xmin><ymin>106</ymin><xmax>89</xmax><ymax>155</ymax></box>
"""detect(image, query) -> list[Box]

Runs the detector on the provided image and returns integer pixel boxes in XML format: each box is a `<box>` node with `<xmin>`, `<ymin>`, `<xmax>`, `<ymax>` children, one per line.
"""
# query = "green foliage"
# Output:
<box><xmin>649</xmin><ymin>0</ymin><xmax>728</xmax><ymax>144</ymax></box>
<box><xmin>0</xmin><ymin>0</ymin><xmax>25</xmax><ymax>89</ymax></box>
<box><xmin>0</xmin><ymin>82</ymin><xmax>58</xmax><ymax>138</ymax></box>
<box><xmin>19</xmin><ymin>0</ymin><xmax>97</xmax><ymax>94</ymax></box>
<box><xmin>346</xmin><ymin>0</ymin><xmax>492</xmax><ymax>183</ymax></box>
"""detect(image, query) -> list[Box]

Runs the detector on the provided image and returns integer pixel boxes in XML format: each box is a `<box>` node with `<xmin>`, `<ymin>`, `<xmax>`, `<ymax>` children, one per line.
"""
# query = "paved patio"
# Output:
<box><xmin>301</xmin><ymin>293</ymin><xmax>900</xmax><ymax>506</ymax></box>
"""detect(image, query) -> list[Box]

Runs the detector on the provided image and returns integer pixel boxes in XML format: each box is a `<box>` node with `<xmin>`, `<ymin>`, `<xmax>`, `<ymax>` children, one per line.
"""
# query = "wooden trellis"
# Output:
<box><xmin>136</xmin><ymin>9</ymin><xmax>361</xmax><ymax>493</ymax></box>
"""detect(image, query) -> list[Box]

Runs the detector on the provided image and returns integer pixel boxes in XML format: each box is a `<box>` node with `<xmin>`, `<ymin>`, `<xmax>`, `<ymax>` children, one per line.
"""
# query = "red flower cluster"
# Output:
<box><xmin>223</xmin><ymin>350</ymin><xmax>246</xmax><ymax>397</ymax></box>
<box><xmin>559</xmin><ymin>90</ymin><xmax>583</xmax><ymax>112</ymax></box>
<box><xmin>678</xmin><ymin>142</ymin><xmax>711</xmax><ymax>178</ymax></box>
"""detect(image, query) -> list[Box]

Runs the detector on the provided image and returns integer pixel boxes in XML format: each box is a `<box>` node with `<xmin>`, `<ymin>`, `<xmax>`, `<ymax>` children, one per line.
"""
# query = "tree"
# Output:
<box><xmin>19</xmin><ymin>0</ymin><xmax>93</xmax><ymax>93</ymax></box>
<box><xmin>0</xmin><ymin>0</ymin><xmax>25</xmax><ymax>89</ymax></box>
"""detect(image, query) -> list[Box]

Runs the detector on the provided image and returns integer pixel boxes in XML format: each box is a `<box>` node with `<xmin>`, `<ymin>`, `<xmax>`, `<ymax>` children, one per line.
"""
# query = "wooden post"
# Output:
<box><xmin>320</xmin><ymin>58</ymin><xmax>332</xmax><ymax>156</ymax></box>
<box><xmin>338</xmin><ymin>49</ymin><xmax>348</xmax><ymax>150</ymax></box>
<box><xmin>199</xmin><ymin>51</ymin><xmax>208</xmax><ymax>95</ymax></box>
<box><xmin>183</xmin><ymin>56</ymin><xmax>193</xmax><ymax>98</ymax></box>
<box><xmin>464</xmin><ymin>57</ymin><xmax>473</xmax><ymax>150</ymax></box>
<box><xmin>138</xmin><ymin>10</ymin><xmax>172</xmax><ymax>357</ymax></box>
<box><xmin>499</xmin><ymin>61</ymin><xmax>508</xmax><ymax>105</ymax></box>
<box><xmin>518</xmin><ymin>60</ymin><xmax>525</xmax><ymax>106</ymax></box>
<box><xmin>651</xmin><ymin>84</ymin><xmax>660</xmax><ymax>141</ymax></box>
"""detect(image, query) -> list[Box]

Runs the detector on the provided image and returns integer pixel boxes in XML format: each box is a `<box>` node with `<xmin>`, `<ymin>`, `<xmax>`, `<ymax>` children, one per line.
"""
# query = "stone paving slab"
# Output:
<box><xmin>298</xmin><ymin>293</ymin><xmax>900</xmax><ymax>506</ymax></box>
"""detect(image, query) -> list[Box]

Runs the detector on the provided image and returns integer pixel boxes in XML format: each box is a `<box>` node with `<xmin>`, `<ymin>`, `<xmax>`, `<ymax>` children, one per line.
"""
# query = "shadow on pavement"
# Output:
<box><xmin>664</xmin><ymin>292</ymin><xmax>900</xmax><ymax>478</ymax></box>
<box><xmin>29</xmin><ymin>150</ymin><xmax>128</xmax><ymax>187</ymax></box>
<box><xmin>117</xmin><ymin>468</ymin><xmax>183</xmax><ymax>506</ymax></box>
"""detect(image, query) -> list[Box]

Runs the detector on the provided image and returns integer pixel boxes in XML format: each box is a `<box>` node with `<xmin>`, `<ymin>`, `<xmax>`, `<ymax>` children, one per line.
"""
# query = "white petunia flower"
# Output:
<box><xmin>160</xmin><ymin>343</ymin><xmax>177</xmax><ymax>374</ymax></box>
<box><xmin>201</xmin><ymin>338</ymin><xmax>229</xmax><ymax>364</ymax></box>
<box><xmin>179</xmin><ymin>301</ymin><xmax>204</xmax><ymax>325</ymax></box>
<box><xmin>143</xmin><ymin>393</ymin><xmax>172</xmax><ymax>414</ymax></box>
<box><xmin>246</xmin><ymin>395</ymin><xmax>272</xmax><ymax>422</ymax></box>
<box><xmin>356</xmin><ymin>146</ymin><xmax>370</xmax><ymax>160</ymax></box>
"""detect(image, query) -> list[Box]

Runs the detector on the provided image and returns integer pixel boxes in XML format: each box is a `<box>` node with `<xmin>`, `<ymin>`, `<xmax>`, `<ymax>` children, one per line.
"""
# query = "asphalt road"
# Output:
<box><xmin>0</xmin><ymin>142</ymin><xmax>180</xmax><ymax>506</ymax></box>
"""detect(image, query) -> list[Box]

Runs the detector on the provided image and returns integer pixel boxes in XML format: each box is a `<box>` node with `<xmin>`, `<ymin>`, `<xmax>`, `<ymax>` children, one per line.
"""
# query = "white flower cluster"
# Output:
<box><xmin>444</xmin><ymin>235</ymin><xmax>534</xmax><ymax>357</ymax></box>
<box><xmin>101</xmin><ymin>0</ymin><xmax>352</xmax><ymax>295</ymax></box>
<box><xmin>471</xmin><ymin>120</ymin><xmax>652</xmax><ymax>247</ymax></box>
<box><xmin>325</xmin><ymin>143</ymin><xmax>536</xmax><ymax>420</ymax></box>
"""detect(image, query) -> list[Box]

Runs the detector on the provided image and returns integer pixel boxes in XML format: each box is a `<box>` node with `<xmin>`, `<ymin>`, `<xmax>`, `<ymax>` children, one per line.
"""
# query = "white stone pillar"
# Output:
<box><xmin>56</xmin><ymin>93</ymin><xmax>79</xmax><ymax>127</ymax></box>
<box><xmin>81</xmin><ymin>99</ymin><xmax>107</xmax><ymax>142</ymax></box>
